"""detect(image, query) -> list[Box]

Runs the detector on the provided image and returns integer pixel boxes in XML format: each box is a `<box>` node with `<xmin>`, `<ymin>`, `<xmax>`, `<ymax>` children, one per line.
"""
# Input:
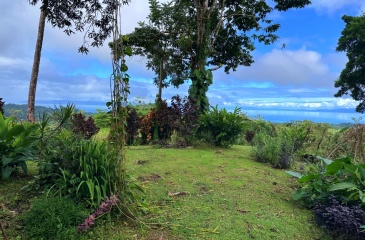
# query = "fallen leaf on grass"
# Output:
<box><xmin>168</xmin><ymin>192</ymin><xmax>189</xmax><ymax>197</ymax></box>
<box><xmin>237</xmin><ymin>209</ymin><xmax>251</xmax><ymax>214</ymax></box>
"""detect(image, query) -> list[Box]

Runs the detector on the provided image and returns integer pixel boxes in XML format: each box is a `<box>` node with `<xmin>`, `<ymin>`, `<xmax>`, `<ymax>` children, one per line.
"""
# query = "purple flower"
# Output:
<box><xmin>77</xmin><ymin>195</ymin><xmax>119</xmax><ymax>232</ymax></box>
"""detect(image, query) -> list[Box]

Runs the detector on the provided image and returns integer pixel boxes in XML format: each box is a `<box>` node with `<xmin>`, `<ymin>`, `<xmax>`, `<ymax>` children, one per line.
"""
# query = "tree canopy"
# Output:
<box><xmin>127</xmin><ymin>0</ymin><xmax>311</xmax><ymax>113</ymax></box>
<box><xmin>28</xmin><ymin>0</ymin><xmax>130</xmax><ymax>54</ymax></box>
<box><xmin>335</xmin><ymin>14</ymin><xmax>365</xmax><ymax>113</ymax></box>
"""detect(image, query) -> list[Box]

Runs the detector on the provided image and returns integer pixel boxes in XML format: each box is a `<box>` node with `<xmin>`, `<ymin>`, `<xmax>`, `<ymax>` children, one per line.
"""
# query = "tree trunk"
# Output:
<box><xmin>27</xmin><ymin>7</ymin><xmax>47</xmax><ymax>122</ymax></box>
<box><xmin>158</xmin><ymin>59</ymin><xmax>163</xmax><ymax>103</ymax></box>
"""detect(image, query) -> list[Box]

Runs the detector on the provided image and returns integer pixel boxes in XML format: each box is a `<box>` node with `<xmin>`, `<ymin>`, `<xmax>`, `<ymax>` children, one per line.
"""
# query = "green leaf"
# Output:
<box><xmin>317</xmin><ymin>156</ymin><xmax>333</xmax><ymax>165</ymax></box>
<box><xmin>328</xmin><ymin>182</ymin><xmax>358</xmax><ymax>191</ymax></box>
<box><xmin>285</xmin><ymin>170</ymin><xmax>302</xmax><ymax>179</ymax></box>
<box><xmin>6</xmin><ymin>125</ymin><xmax>25</xmax><ymax>142</ymax></box>
<box><xmin>293</xmin><ymin>188</ymin><xmax>308</xmax><ymax>200</ymax></box>
<box><xmin>2</xmin><ymin>165</ymin><xmax>13</xmax><ymax>179</ymax></box>
<box><xmin>326</xmin><ymin>160</ymin><xmax>344</xmax><ymax>175</ymax></box>
<box><xmin>359</xmin><ymin>190</ymin><xmax>365</xmax><ymax>203</ymax></box>
<box><xmin>121</xmin><ymin>64</ymin><xmax>128</xmax><ymax>72</ymax></box>
<box><xmin>2</xmin><ymin>155</ymin><xmax>13</xmax><ymax>166</ymax></box>
<box><xmin>106</xmin><ymin>101</ymin><xmax>112</xmax><ymax>108</ymax></box>
<box><xmin>298</xmin><ymin>174</ymin><xmax>319</xmax><ymax>183</ymax></box>
<box><xmin>125</xmin><ymin>46</ymin><xmax>133</xmax><ymax>56</ymax></box>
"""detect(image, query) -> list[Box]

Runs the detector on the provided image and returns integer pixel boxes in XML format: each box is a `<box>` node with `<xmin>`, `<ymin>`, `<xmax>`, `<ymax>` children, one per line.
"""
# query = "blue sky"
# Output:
<box><xmin>0</xmin><ymin>0</ymin><xmax>364</xmax><ymax>117</ymax></box>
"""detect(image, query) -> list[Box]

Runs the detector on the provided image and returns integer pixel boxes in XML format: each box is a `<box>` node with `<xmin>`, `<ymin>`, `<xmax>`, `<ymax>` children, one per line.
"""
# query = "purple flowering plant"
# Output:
<box><xmin>77</xmin><ymin>194</ymin><xmax>119</xmax><ymax>232</ymax></box>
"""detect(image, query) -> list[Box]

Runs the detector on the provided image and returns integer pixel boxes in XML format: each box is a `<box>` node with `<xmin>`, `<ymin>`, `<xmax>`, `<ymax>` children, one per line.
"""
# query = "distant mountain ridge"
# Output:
<box><xmin>4</xmin><ymin>104</ymin><xmax>54</xmax><ymax>120</ymax></box>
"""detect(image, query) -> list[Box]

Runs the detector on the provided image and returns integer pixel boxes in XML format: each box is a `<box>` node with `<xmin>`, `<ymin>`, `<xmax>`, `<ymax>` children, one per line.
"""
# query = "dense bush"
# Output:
<box><xmin>314</xmin><ymin>196</ymin><xmax>365</xmax><ymax>239</ymax></box>
<box><xmin>252</xmin><ymin>121</ymin><xmax>327</xmax><ymax>169</ymax></box>
<box><xmin>170</xmin><ymin>95</ymin><xmax>199</xmax><ymax>146</ymax></box>
<box><xmin>140</xmin><ymin>100</ymin><xmax>175</xmax><ymax>143</ymax></box>
<box><xmin>253</xmin><ymin>133</ymin><xmax>292</xmax><ymax>168</ymax></box>
<box><xmin>126</xmin><ymin>106</ymin><xmax>141</xmax><ymax>145</ymax></box>
<box><xmin>198</xmin><ymin>106</ymin><xmax>246</xmax><ymax>147</ymax></box>
<box><xmin>71</xmin><ymin>112</ymin><xmax>99</xmax><ymax>139</ymax></box>
<box><xmin>0</xmin><ymin>113</ymin><xmax>39</xmax><ymax>179</ymax></box>
<box><xmin>23</xmin><ymin>196</ymin><xmax>86</xmax><ymax>240</ymax></box>
<box><xmin>35</xmin><ymin>131</ymin><xmax>121</xmax><ymax>207</ymax></box>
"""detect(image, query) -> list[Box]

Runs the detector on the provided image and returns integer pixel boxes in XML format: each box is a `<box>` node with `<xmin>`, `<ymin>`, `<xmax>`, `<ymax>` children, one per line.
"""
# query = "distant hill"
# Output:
<box><xmin>4</xmin><ymin>104</ymin><xmax>54</xmax><ymax>120</ymax></box>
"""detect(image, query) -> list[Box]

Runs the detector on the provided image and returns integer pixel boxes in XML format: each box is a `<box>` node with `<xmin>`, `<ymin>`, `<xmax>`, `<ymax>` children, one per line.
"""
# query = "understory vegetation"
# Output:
<box><xmin>1</xmin><ymin>100</ymin><xmax>365</xmax><ymax>239</ymax></box>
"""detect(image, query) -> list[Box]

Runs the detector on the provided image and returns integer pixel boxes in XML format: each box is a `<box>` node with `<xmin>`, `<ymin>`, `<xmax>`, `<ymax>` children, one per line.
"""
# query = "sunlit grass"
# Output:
<box><xmin>115</xmin><ymin>145</ymin><xmax>329</xmax><ymax>239</ymax></box>
<box><xmin>0</xmin><ymin>146</ymin><xmax>331</xmax><ymax>239</ymax></box>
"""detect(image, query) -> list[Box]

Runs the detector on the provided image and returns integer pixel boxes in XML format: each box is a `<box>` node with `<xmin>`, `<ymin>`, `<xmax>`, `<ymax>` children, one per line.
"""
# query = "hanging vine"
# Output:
<box><xmin>107</xmin><ymin>0</ymin><xmax>132</xmax><ymax>200</ymax></box>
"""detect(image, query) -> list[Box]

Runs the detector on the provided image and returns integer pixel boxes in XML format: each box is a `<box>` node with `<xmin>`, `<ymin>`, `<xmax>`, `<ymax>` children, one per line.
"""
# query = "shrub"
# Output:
<box><xmin>140</xmin><ymin>100</ymin><xmax>175</xmax><ymax>144</ymax></box>
<box><xmin>126</xmin><ymin>106</ymin><xmax>141</xmax><ymax>145</ymax></box>
<box><xmin>35</xmin><ymin>132</ymin><xmax>117</xmax><ymax>207</ymax></box>
<box><xmin>314</xmin><ymin>196</ymin><xmax>365</xmax><ymax>239</ymax></box>
<box><xmin>171</xmin><ymin>95</ymin><xmax>199</xmax><ymax>146</ymax></box>
<box><xmin>71</xmin><ymin>113</ymin><xmax>99</xmax><ymax>139</ymax></box>
<box><xmin>252</xmin><ymin>133</ymin><xmax>291</xmax><ymax>168</ymax></box>
<box><xmin>287</xmin><ymin>156</ymin><xmax>365</xmax><ymax>207</ymax></box>
<box><xmin>198</xmin><ymin>105</ymin><xmax>246</xmax><ymax>147</ymax></box>
<box><xmin>23</xmin><ymin>196</ymin><xmax>86</xmax><ymax>240</ymax></box>
<box><xmin>0</xmin><ymin>113</ymin><xmax>38</xmax><ymax>179</ymax></box>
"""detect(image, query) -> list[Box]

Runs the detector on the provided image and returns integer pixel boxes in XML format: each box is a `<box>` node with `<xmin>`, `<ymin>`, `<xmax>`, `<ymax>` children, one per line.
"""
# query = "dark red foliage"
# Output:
<box><xmin>126</xmin><ymin>106</ymin><xmax>142</xmax><ymax>145</ymax></box>
<box><xmin>71</xmin><ymin>113</ymin><xmax>99</xmax><ymax>139</ymax></box>
<box><xmin>314</xmin><ymin>196</ymin><xmax>365</xmax><ymax>239</ymax></box>
<box><xmin>171</xmin><ymin>95</ymin><xmax>199</xmax><ymax>142</ymax></box>
<box><xmin>245</xmin><ymin>130</ymin><xmax>255</xmax><ymax>143</ymax></box>
<box><xmin>0</xmin><ymin>98</ymin><xmax>4</xmax><ymax>115</ymax></box>
<box><xmin>140</xmin><ymin>100</ymin><xmax>175</xmax><ymax>143</ymax></box>
<box><xmin>140</xmin><ymin>95</ymin><xmax>198</xmax><ymax>145</ymax></box>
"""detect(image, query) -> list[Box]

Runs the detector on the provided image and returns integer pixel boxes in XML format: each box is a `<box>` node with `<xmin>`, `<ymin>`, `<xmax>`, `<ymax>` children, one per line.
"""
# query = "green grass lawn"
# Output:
<box><xmin>0</xmin><ymin>145</ymin><xmax>330</xmax><ymax>239</ymax></box>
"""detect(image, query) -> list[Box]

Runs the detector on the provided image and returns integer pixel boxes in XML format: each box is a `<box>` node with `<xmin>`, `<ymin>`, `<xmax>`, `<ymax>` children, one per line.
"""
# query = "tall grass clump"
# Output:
<box><xmin>252</xmin><ymin>121</ymin><xmax>313</xmax><ymax>168</ymax></box>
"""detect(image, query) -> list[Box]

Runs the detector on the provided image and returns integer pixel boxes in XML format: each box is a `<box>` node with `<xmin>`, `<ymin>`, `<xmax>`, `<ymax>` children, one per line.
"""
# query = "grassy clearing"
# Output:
<box><xmin>122</xmin><ymin>145</ymin><xmax>329</xmax><ymax>239</ymax></box>
<box><xmin>0</xmin><ymin>146</ymin><xmax>330</xmax><ymax>239</ymax></box>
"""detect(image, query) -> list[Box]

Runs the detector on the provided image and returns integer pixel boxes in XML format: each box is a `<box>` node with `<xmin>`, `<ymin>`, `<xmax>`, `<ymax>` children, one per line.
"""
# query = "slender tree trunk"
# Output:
<box><xmin>158</xmin><ymin>59</ymin><xmax>163</xmax><ymax>102</ymax></box>
<box><xmin>27</xmin><ymin>7</ymin><xmax>47</xmax><ymax>122</ymax></box>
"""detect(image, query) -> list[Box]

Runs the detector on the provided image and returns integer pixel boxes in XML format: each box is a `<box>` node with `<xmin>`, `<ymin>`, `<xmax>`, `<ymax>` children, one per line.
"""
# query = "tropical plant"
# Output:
<box><xmin>0</xmin><ymin>113</ymin><xmax>38</xmax><ymax>179</ymax></box>
<box><xmin>198</xmin><ymin>106</ymin><xmax>246</xmax><ymax>147</ymax></box>
<box><xmin>287</xmin><ymin>156</ymin><xmax>365</xmax><ymax>207</ymax></box>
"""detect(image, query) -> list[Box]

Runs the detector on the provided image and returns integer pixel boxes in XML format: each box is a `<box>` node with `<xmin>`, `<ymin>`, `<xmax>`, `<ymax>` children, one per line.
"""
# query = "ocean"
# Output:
<box><xmin>242</xmin><ymin>109</ymin><xmax>364</xmax><ymax>124</ymax></box>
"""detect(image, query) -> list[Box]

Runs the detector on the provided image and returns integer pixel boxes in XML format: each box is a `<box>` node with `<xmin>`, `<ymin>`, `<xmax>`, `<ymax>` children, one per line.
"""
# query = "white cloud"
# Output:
<box><xmin>217</xmin><ymin>47</ymin><xmax>336</xmax><ymax>89</ymax></box>
<box><xmin>228</xmin><ymin>97</ymin><xmax>359</xmax><ymax>110</ymax></box>
<box><xmin>310</xmin><ymin>0</ymin><xmax>365</xmax><ymax>14</ymax></box>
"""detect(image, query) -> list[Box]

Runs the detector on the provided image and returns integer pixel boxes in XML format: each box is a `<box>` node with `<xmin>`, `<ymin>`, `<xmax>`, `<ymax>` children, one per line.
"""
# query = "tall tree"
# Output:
<box><xmin>128</xmin><ymin>0</ymin><xmax>311</xmax><ymax>114</ymax></box>
<box><xmin>26</xmin><ymin>0</ymin><xmax>130</xmax><ymax>122</ymax></box>
<box><xmin>335</xmin><ymin>14</ymin><xmax>365</xmax><ymax>113</ymax></box>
